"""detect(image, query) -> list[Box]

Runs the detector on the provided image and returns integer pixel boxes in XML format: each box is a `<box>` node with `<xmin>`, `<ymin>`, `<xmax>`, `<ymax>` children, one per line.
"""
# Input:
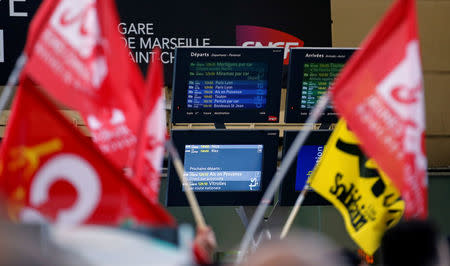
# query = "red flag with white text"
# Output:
<box><xmin>23</xmin><ymin>0</ymin><xmax>143</xmax><ymax>170</ymax></box>
<box><xmin>132</xmin><ymin>49</ymin><xmax>166</xmax><ymax>203</ymax></box>
<box><xmin>0</xmin><ymin>80</ymin><xmax>175</xmax><ymax>227</ymax></box>
<box><xmin>331</xmin><ymin>0</ymin><xmax>427</xmax><ymax>218</ymax></box>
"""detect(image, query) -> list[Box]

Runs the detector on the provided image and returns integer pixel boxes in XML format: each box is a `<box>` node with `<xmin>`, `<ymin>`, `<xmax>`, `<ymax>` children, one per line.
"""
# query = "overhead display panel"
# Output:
<box><xmin>285</xmin><ymin>47</ymin><xmax>356</xmax><ymax>123</ymax></box>
<box><xmin>167</xmin><ymin>130</ymin><xmax>279</xmax><ymax>206</ymax></box>
<box><xmin>171</xmin><ymin>47</ymin><xmax>283</xmax><ymax>123</ymax></box>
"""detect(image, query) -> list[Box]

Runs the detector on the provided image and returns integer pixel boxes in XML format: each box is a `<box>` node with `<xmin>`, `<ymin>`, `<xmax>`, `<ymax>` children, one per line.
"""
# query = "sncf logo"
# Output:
<box><xmin>236</xmin><ymin>25</ymin><xmax>304</xmax><ymax>64</ymax></box>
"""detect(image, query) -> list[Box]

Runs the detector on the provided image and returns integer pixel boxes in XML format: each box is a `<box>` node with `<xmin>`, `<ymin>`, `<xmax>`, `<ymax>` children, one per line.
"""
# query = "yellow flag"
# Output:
<box><xmin>309</xmin><ymin>119</ymin><xmax>405</xmax><ymax>255</ymax></box>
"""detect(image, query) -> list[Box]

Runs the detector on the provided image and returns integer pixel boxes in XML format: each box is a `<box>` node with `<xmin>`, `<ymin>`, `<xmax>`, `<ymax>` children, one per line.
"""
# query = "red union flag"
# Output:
<box><xmin>82</xmin><ymin>106</ymin><xmax>138</xmax><ymax>168</ymax></box>
<box><xmin>0</xmin><ymin>80</ymin><xmax>175</xmax><ymax>227</ymax></box>
<box><xmin>132</xmin><ymin>49</ymin><xmax>166</xmax><ymax>202</ymax></box>
<box><xmin>23</xmin><ymin>0</ymin><xmax>143</xmax><ymax>170</ymax></box>
<box><xmin>331</xmin><ymin>0</ymin><xmax>427</xmax><ymax>218</ymax></box>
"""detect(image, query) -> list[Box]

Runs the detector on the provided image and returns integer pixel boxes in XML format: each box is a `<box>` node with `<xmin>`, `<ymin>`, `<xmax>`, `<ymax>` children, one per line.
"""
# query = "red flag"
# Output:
<box><xmin>0</xmin><ymin>79</ymin><xmax>175</xmax><ymax>227</ymax></box>
<box><xmin>132</xmin><ymin>49</ymin><xmax>166</xmax><ymax>203</ymax></box>
<box><xmin>331</xmin><ymin>0</ymin><xmax>427</xmax><ymax>218</ymax></box>
<box><xmin>23</xmin><ymin>0</ymin><xmax>143</xmax><ymax>170</ymax></box>
<box><xmin>24</xmin><ymin>0</ymin><xmax>59</xmax><ymax>53</ymax></box>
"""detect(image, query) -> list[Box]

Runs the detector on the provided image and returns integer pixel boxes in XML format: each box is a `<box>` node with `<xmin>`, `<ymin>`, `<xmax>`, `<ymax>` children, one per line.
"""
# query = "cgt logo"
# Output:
<box><xmin>50</xmin><ymin>0</ymin><xmax>100</xmax><ymax>58</ymax></box>
<box><xmin>48</xmin><ymin>0</ymin><xmax>107</xmax><ymax>88</ymax></box>
<box><xmin>236</xmin><ymin>25</ymin><xmax>304</xmax><ymax>64</ymax></box>
<box><xmin>19</xmin><ymin>153</ymin><xmax>101</xmax><ymax>225</ymax></box>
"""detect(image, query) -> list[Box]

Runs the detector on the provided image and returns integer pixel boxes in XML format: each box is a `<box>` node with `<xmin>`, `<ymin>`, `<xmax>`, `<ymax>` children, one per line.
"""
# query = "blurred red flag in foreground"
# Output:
<box><xmin>132</xmin><ymin>48</ymin><xmax>166</xmax><ymax>203</ymax></box>
<box><xmin>23</xmin><ymin>0</ymin><xmax>143</xmax><ymax>172</ymax></box>
<box><xmin>331</xmin><ymin>0</ymin><xmax>427</xmax><ymax>218</ymax></box>
<box><xmin>0</xmin><ymin>79</ymin><xmax>175</xmax><ymax>227</ymax></box>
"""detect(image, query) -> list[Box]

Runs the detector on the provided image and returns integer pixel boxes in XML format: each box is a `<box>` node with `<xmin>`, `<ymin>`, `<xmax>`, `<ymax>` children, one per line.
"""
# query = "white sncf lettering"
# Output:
<box><xmin>0</xmin><ymin>30</ymin><xmax>4</xmax><ymax>63</ymax></box>
<box><xmin>9</xmin><ymin>0</ymin><xmax>28</xmax><ymax>17</ymax></box>
<box><xmin>20</xmin><ymin>154</ymin><xmax>101</xmax><ymax>225</ymax></box>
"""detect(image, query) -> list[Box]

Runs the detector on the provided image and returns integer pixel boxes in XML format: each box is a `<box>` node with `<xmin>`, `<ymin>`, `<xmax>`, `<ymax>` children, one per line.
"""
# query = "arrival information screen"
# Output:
<box><xmin>186</xmin><ymin>62</ymin><xmax>268</xmax><ymax>109</ymax></box>
<box><xmin>300</xmin><ymin>62</ymin><xmax>344</xmax><ymax>108</ymax></box>
<box><xmin>183</xmin><ymin>144</ymin><xmax>263</xmax><ymax>192</ymax></box>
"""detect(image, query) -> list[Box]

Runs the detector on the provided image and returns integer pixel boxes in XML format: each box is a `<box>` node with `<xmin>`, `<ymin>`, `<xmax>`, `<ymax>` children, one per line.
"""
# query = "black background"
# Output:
<box><xmin>0</xmin><ymin>0</ymin><xmax>331</xmax><ymax>86</ymax></box>
<box><xmin>0</xmin><ymin>1</ymin><xmax>41</xmax><ymax>84</ymax></box>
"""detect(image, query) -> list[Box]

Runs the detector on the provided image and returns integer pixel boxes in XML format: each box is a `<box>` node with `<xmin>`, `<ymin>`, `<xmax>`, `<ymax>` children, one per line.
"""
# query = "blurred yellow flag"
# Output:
<box><xmin>309</xmin><ymin>119</ymin><xmax>405</xmax><ymax>255</ymax></box>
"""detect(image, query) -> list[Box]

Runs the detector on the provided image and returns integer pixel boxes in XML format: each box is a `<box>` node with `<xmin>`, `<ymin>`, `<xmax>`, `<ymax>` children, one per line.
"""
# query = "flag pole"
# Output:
<box><xmin>280</xmin><ymin>185</ymin><xmax>310</xmax><ymax>239</ymax></box>
<box><xmin>166</xmin><ymin>139</ymin><xmax>207</xmax><ymax>229</ymax></box>
<box><xmin>280</xmin><ymin>137</ymin><xmax>327</xmax><ymax>239</ymax></box>
<box><xmin>235</xmin><ymin>93</ymin><xmax>329</xmax><ymax>265</ymax></box>
<box><xmin>0</xmin><ymin>53</ymin><xmax>27</xmax><ymax>114</ymax></box>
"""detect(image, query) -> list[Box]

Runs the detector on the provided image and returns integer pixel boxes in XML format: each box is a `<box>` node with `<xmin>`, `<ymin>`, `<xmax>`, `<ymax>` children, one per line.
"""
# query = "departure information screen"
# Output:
<box><xmin>187</xmin><ymin>62</ymin><xmax>268</xmax><ymax>109</ymax></box>
<box><xmin>295</xmin><ymin>145</ymin><xmax>324</xmax><ymax>191</ymax></box>
<box><xmin>172</xmin><ymin>47</ymin><xmax>283</xmax><ymax>123</ymax></box>
<box><xmin>183</xmin><ymin>144</ymin><xmax>263</xmax><ymax>192</ymax></box>
<box><xmin>300</xmin><ymin>63</ymin><xmax>344</xmax><ymax>109</ymax></box>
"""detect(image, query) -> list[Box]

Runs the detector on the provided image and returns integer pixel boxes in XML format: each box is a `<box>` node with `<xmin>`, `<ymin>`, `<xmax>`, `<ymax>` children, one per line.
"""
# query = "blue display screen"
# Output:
<box><xmin>183</xmin><ymin>144</ymin><xmax>263</xmax><ymax>192</ymax></box>
<box><xmin>295</xmin><ymin>145</ymin><xmax>324</xmax><ymax>191</ymax></box>
<box><xmin>186</xmin><ymin>62</ymin><xmax>268</xmax><ymax>109</ymax></box>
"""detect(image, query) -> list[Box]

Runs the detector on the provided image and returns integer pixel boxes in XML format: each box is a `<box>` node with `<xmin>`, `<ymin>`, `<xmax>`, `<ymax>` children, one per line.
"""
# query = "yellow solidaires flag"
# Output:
<box><xmin>309</xmin><ymin>119</ymin><xmax>405</xmax><ymax>255</ymax></box>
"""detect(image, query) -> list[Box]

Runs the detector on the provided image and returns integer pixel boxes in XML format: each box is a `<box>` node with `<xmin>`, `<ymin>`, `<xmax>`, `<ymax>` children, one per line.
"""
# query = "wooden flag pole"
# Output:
<box><xmin>166</xmin><ymin>140</ymin><xmax>207</xmax><ymax>229</ymax></box>
<box><xmin>280</xmin><ymin>185</ymin><xmax>310</xmax><ymax>239</ymax></box>
<box><xmin>235</xmin><ymin>93</ymin><xmax>329</xmax><ymax>265</ymax></box>
<box><xmin>0</xmin><ymin>54</ymin><xmax>27</xmax><ymax>114</ymax></box>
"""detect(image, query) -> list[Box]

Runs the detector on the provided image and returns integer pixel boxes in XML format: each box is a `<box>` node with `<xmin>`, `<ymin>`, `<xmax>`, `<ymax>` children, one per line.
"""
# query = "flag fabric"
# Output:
<box><xmin>330</xmin><ymin>0</ymin><xmax>427</xmax><ymax>218</ymax></box>
<box><xmin>309</xmin><ymin>120</ymin><xmax>405</xmax><ymax>255</ymax></box>
<box><xmin>132</xmin><ymin>48</ymin><xmax>166</xmax><ymax>203</ymax></box>
<box><xmin>0</xmin><ymin>79</ymin><xmax>175</xmax><ymax>227</ymax></box>
<box><xmin>24</xmin><ymin>0</ymin><xmax>59</xmax><ymax>53</ymax></box>
<box><xmin>23</xmin><ymin>0</ymin><xmax>143</xmax><ymax>170</ymax></box>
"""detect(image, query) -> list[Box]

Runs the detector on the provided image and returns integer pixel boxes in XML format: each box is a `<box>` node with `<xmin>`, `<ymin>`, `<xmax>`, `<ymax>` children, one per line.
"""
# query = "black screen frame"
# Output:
<box><xmin>284</xmin><ymin>47</ymin><xmax>356</xmax><ymax>123</ymax></box>
<box><xmin>166</xmin><ymin>130</ymin><xmax>279</xmax><ymax>206</ymax></box>
<box><xmin>171</xmin><ymin>47</ymin><xmax>284</xmax><ymax>124</ymax></box>
<box><xmin>279</xmin><ymin>130</ymin><xmax>332</xmax><ymax>206</ymax></box>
